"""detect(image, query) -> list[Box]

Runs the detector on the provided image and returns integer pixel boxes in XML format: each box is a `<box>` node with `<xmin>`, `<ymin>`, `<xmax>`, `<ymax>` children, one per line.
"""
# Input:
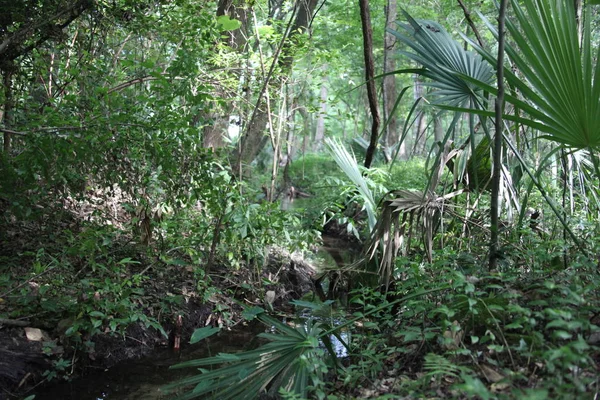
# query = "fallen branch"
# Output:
<box><xmin>0</xmin><ymin>318</ymin><xmax>30</xmax><ymax>327</ymax></box>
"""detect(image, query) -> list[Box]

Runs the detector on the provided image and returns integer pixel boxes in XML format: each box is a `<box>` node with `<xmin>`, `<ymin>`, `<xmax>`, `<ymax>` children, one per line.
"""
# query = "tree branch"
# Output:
<box><xmin>0</xmin><ymin>0</ymin><xmax>93</xmax><ymax>61</ymax></box>
<box><xmin>457</xmin><ymin>0</ymin><xmax>485</xmax><ymax>48</ymax></box>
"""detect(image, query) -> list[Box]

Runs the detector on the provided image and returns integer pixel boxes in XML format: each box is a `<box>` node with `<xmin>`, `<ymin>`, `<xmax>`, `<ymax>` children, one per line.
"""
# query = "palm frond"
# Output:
<box><xmin>467</xmin><ymin>0</ymin><xmax>600</xmax><ymax>150</ymax></box>
<box><xmin>388</xmin><ymin>11</ymin><xmax>494</xmax><ymax>108</ymax></box>
<box><xmin>163</xmin><ymin>313</ymin><xmax>324</xmax><ymax>400</ymax></box>
<box><xmin>367</xmin><ymin>187</ymin><xmax>464</xmax><ymax>287</ymax></box>
<box><xmin>325</xmin><ymin>138</ymin><xmax>378</xmax><ymax>231</ymax></box>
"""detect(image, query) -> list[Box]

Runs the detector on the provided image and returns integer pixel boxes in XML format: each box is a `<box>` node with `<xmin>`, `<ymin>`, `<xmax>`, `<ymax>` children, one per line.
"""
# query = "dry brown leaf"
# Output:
<box><xmin>491</xmin><ymin>382</ymin><xmax>511</xmax><ymax>393</ymax></box>
<box><xmin>443</xmin><ymin>321</ymin><xmax>463</xmax><ymax>349</ymax></box>
<box><xmin>24</xmin><ymin>327</ymin><xmax>48</xmax><ymax>342</ymax></box>
<box><xmin>481</xmin><ymin>363</ymin><xmax>505</xmax><ymax>383</ymax></box>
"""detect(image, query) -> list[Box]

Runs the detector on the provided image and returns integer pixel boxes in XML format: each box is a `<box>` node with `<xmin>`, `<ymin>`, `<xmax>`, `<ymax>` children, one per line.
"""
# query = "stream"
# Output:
<box><xmin>33</xmin><ymin>231</ymin><xmax>356</xmax><ymax>400</ymax></box>
<box><xmin>34</xmin><ymin>324</ymin><xmax>264</xmax><ymax>400</ymax></box>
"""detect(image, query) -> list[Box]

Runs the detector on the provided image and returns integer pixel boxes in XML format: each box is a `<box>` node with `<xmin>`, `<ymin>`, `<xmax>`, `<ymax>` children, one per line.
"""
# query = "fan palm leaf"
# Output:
<box><xmin>461</xmin><ymin>0</ymin><xmax>600</xmax><ymax>150</ymax></box>
<box><xmin>366</xmin><ymin>183</ymin><xmax>463</xmax><ymax>288</ymax></box>
<box><xmin>388</xmin><ymin>11</ymin><xmax>494</xmax><ymax>108</ymax></box>
<box><xmin>325</xmin><ymin>138</ymin><xmax>378</xmax><ymax>231</ymax></box>
<box><xmin>163</xmin><ymin>312</ymin><xmax>324</xmax><ymax>400</ymax></box>
<box><xmin>165</xmin><ymin>288</ymin><xmax>451</xmax><ymax>400</ymax></box>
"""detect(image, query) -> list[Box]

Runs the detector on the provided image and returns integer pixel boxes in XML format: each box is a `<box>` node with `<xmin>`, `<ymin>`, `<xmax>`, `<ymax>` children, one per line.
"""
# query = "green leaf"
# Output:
<box><xmin>190</xmin><ymin>326</ymin><xmax>221</xmax><ymax>344</ymax></box>
<box><xmin>504</xmin><ymin>322</ymin><xmax>523</xmax><ymax>330</ymax></box>
<box><xmin>257</xmin><ymin>25</ymin><xmax>275</xmax><ymax>37</ymax></box>
<box><xmin>545</xmin><ymin>319</ymin><xmax>567</xmax><ymax>329</ymax></box>
<box><xmin>391</xmin><ymin>11</ymin><xmax>494</xmax><ymax>108</ymax></box>
<box><xmin>552</xmin><ymin>330</ymin><xmax>572</xmax><ymax>340</ymax></box>
<box><xmin>457</xmin><ymin>373</ymin><xmax>492</xmax><ymax>400</ymax></box>
<box><xmin>89</xmin><ymin>311</ymin><xmax>105</xmax><ymax>318</ymax></box>
<box><xmin>242</xmin><ymin>306</ymin><xmax>264</xmax><ymax>321</ymax></box>
<box><xmin>118</xmin><ymin>257</ymin><xmax>140</xmax><ymax>265</ymax></box>
<box><xmin>216</xmin><ymin>353</ymin><xmax>241</xmax><ymax>362</ymax></box>
<box><xmin>217</xmin><ymin>15</ymin><xmax>241</xmax><ymax>31</ymax></box>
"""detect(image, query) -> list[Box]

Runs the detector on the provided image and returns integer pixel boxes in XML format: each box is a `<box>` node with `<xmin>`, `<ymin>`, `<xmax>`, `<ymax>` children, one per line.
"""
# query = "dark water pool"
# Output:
<box><xmin>33</xmin><ymin>325</ymin><xmax>262</xmax><ymax>400</ymax></box>
<box><xmin>33</xmin><ymin>237</ymin><xmax>355</xmax><ymax>400</ymax></box>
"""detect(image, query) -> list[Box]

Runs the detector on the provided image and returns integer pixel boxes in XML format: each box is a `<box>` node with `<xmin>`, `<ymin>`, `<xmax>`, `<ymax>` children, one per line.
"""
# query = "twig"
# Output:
<box><xmin>456</xmin><ymin>0</ymin><xmax>485</xmax><ymax>47</ymax></box>
<box><xmin>0</xmin><ymin>128</ymin><xmax>27</xmax><ymax>136</ymax></box>
<box><xmin>0</xmin><ymin>265</ymin><xmax>57</xmax><ymax>298</ymax></box>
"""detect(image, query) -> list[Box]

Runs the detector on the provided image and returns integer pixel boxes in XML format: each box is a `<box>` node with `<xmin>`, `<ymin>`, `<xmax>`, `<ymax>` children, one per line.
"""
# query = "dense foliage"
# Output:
<box><xmin>1</xmin><ymin>0</ymin><xmax>599</xmax><ymax>399</ymax></box>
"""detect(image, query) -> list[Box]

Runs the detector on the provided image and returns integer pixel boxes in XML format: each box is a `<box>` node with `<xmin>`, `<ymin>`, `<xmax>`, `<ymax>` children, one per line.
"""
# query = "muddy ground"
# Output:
<box><xmin>0</xmin><ymin>229</ymin><xmax>317</xmax><ymax>400</ymax></box>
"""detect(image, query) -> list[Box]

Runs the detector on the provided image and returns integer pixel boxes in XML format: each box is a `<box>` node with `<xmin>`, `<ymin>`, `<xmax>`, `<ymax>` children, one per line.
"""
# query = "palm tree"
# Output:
<box><xmin>389</xmin><ymin>0</ymin><xmax>593</xmax><ymax>250</ymax></box>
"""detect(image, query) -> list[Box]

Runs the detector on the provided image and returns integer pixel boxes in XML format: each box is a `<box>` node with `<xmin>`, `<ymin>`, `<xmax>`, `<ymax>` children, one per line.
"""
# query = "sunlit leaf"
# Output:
<box><xmin>217</xmin><ymin>15</ymin><xmax>241</xmax><ymax>31</ymax></box>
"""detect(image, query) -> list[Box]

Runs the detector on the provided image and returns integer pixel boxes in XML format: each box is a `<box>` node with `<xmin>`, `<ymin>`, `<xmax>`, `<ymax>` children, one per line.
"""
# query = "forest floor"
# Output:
<box><xmin>0</xmin><ymin>202</ymin><xmax>318</xmax><ymax>399</ymax></box>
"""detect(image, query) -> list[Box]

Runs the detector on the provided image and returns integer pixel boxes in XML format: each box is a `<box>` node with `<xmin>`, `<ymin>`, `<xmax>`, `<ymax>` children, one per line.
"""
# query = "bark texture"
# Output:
<box><xmin>359</xmin><ymin>0</ymin><xmax>380</xmax><ymax>168</ymax></box>
<box><xmin>383</xmin><ymin>0</ymin><xmax>398</xmax><ymax>149</ymax></box>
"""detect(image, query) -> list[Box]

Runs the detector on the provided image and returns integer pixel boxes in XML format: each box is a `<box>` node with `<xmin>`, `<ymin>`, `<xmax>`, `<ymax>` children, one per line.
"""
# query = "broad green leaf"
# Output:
<box><xmin>190</xmin><ymin>326</ymin><xmax>220</xmax><ymax>344</ymax></box>
<box><xmin>217</xmin><ymin>15</ymin><xmax>241</xmax><ymax>31</ymax></box>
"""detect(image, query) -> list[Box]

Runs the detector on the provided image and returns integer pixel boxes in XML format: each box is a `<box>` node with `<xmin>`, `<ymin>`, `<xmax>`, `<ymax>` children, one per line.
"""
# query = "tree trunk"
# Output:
<box><xmin>203</xmin><ymin>117</ymin><xmax>229</xmax><ymax>149</ymax></box>
<box><xmin>359</xmin><ymin>0</ymin><xmax>380</xmax><ymax>169</ymax></box>
<box><xmin>412</xmin><ymin>75</ymin><xmax>426</xmax><ymax>156</ymax></box>
<box><xmin>382</xmin><ymin>0</ymin><xmax>398</xmax><ymax>149</ymax></box>
<box><xmin>202</xmin><ymin>0</ymin><xmax>249</xmax><ymax>150</ymax></box>
<box><xmin>1</xmin><ymin>69</ymin><xmax>13</xmax><ymax>154</ymax></box>
<box><xmin>232</xmin><ymin>0</ymin><xmax>318</xmax><ymax>175</ymax></box>
<box><xmin>490</xmin><ymin>0</ymin><xmax>508</xmax><ymax>270</ymax></box>
<box><xmin>434</xmin><ymin>115</ymin><xmax>443</xmax><ymax>144</ymax></box>
<box><xmin>313</xmin><ymin>66</ymin><xmax>328</xmax><ymax>151</ymax></box>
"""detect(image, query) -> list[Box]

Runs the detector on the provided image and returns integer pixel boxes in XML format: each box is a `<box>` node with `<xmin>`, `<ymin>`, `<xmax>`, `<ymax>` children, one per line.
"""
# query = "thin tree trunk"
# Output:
<box><xmin>457</xmin><ymin>0</ymin><xmax>485</xmax><ymax>47</ymax></box>
<box><xmin>412</xmin><ymin>75</ymin><xmax>425</xmax><ymax>156</ymax></box>
<box><xmin>490</xmin><ymin>0</ymin><xmax>508</xmax><ymax>270</ymax></box>
<box><xmin>434</xmin><ymin>115</ymin><xmax>443</xmax><ymax>144</ymax></box>
<box><xmin>2</xmin><ymin>69</ymin><xmax>13</xmax><ymax>154</ymax></box>
<box><xmin>359</xmin><ymin>0</ymin><xmax>380</xmax><ymax>169</ymax></box>
<box><xmin>382</xmin><ymin>0</ymin><xmax>398</xmax><ymax>149</ymax></box>
<box><xmin>282</xmin><ymin>96</ymin><xmax>296</xmax><ymax>187</ymax></box>
<box><xmin>313</xmin><ymin>65</ymin><xmax>328</xmax><ymax>151</ymax></box>
<box><xmin>232</xmin><ymin>0</ymin><xmax>318</xmax><ymax>174</ymax></box>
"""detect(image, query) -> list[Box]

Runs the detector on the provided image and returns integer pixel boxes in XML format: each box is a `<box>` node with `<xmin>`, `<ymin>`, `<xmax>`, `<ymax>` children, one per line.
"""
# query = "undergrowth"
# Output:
<box><xmin>169</xmin><ymin>237</ymin><xmax>600</xmax><ymax>400</ymax></box>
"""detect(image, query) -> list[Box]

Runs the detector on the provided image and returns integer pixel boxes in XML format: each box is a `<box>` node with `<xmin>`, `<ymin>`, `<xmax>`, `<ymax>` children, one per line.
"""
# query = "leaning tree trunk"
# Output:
<box><xmin>382</xmin><ymin>0</ymin><xmax>398</xmax><ymax>151</ymax></box>
<box><xmin>232</xmin><ymin>0</ymin><xmax>318</xmax><ymax>175</ymax></box>
<box><xmin>359</xmin><ymin>0</ymin><xmax>381</xmax><ymax>169</ymax></box>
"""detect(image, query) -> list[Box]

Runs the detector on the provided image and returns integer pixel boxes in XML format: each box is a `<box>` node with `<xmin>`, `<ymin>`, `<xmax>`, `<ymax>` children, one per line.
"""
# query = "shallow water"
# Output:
<box><xmin>34</xmin><ymin>234</ymin><xmax>356</xmax><ymax>400</ymax></box>
<box><xmin>33</xmin><ymin>326</ymin><xmax>262</xmax><ymax>400</ymax></box>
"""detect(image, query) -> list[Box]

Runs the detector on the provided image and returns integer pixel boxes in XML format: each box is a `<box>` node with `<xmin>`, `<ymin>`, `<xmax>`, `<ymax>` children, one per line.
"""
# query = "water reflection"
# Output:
<box><xmin>33</xmin><ymin>325</ymin><xmax>262</xmax><ymax>400</ymax></box>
